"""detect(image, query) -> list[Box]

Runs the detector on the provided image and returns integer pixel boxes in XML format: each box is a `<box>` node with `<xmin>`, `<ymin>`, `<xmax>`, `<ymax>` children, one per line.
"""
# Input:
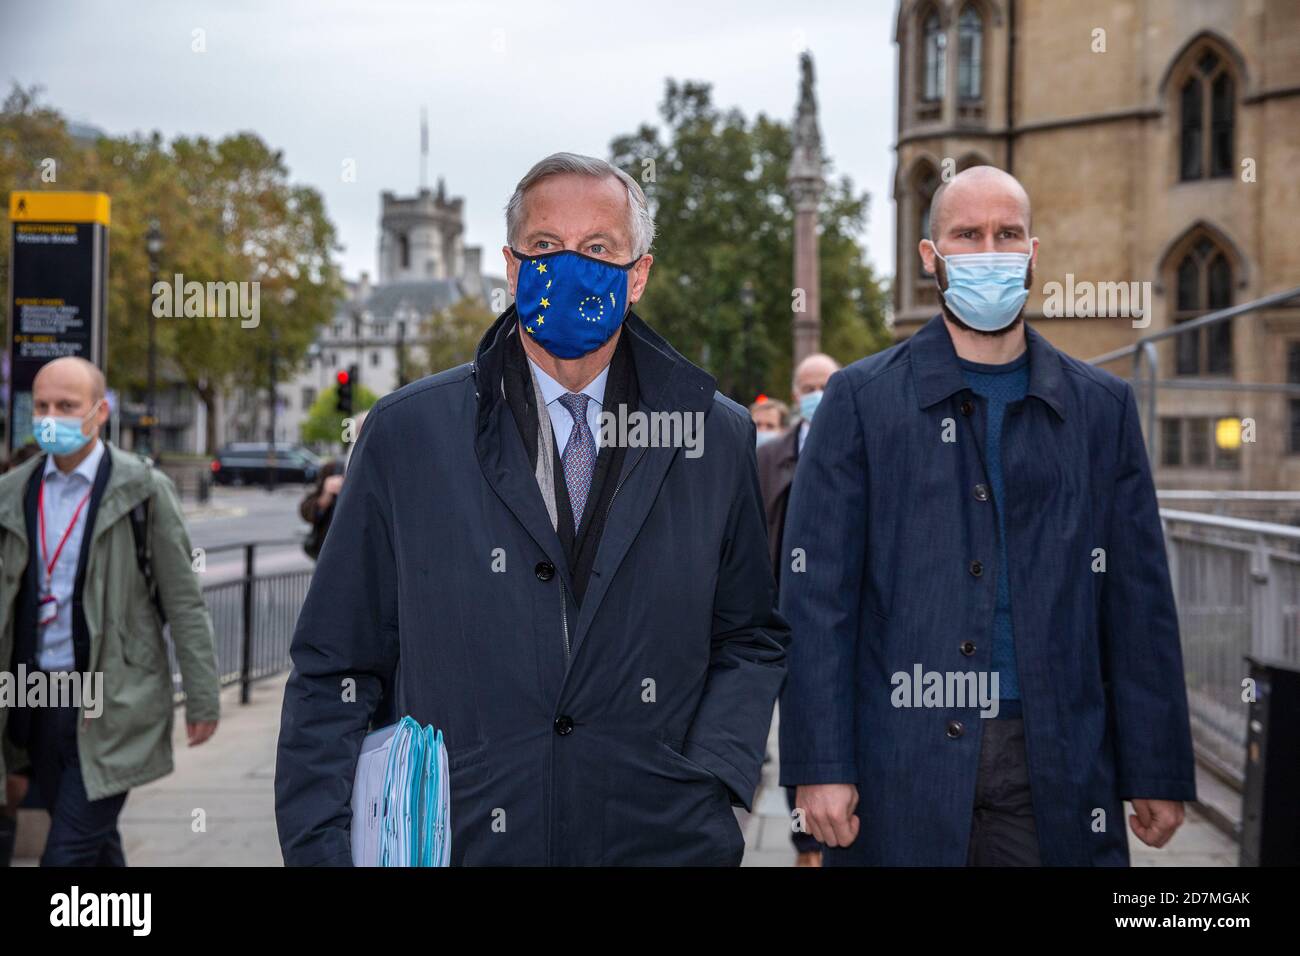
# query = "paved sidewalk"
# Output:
<box><xmin>21</xmin><ymin>674</ymin><xmax>1237</xmax><ymax>866</ymax></box>
<box><xmin>739</xmin><ymin>707</ymin><xmax>1240</xmax><ymax>866</ymax></box>
<box><xmin>117</xmin><ymin>675</ymin><xmax>287</xmax><ymax>866</ymax></box>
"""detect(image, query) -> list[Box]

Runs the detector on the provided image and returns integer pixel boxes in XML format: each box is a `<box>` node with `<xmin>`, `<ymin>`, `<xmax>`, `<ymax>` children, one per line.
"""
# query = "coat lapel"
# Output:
<box><xmin>565</xmin><ymin>316</ymin><xmax>716</xmax><ymax>667</ymax></box>
<box><xmin>472</xmin><ymin>311</ymin><xmax>573</xmax><ymax>593</ymax></box>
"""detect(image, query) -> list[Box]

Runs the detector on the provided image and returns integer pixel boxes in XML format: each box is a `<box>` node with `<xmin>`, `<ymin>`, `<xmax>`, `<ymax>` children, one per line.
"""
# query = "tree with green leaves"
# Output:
<box><xmin>299</xmin><ymin>383</ymin><xmax>379</xmax><ymax>447</ymax></box>
<box><xmin>408</xmin><ymin>296</ymin><xmax>498</xmax><ymax>379</ymax></box>
<box><xmin>609</xmin><ymin>79</ymin><xmax>891</xmax><ymax>403</ymax></box>
<box><xmin>1</xmin><ymin>85</ymin><xmax>341</xmax><ymax>453</ymax></box>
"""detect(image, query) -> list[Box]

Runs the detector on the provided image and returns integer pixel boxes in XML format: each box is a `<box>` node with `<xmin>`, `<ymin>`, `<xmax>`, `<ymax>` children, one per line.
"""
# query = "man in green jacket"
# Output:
<box><xmin>0</xmin><ymin>357</ymin><xmax>220</xmax><ymax>865</ymax></box>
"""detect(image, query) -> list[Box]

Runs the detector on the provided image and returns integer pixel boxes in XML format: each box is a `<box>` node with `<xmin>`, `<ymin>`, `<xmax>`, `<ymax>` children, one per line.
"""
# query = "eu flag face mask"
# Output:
<box><xmin>930</xmin><ymin>244</ymin><xmax>1032</xmax><ymax>333</ymax></box>
<box><xmin>511</xmin><ymin>248</ymin><xmax>639</xmax><ymax>359</ymax></box>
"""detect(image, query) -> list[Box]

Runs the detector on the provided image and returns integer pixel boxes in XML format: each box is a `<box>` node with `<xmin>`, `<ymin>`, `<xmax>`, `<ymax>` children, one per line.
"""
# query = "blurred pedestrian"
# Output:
<box><xmin>749</xmin><ymin>398</ymin><xmax>789</xmax><ymax>447</ymax></box>
<box><xmin>0</xmin><ymin>356</ymin><xmax>220</xmax><ymax>866</ymax></box>
<box><xmin>300</xmin><ymin>458</ymin><xmax>345</xmax><ymax>561</ymax></box>
<box><xmin>756</xmin><ymin>352</ymin><xmax>839</xmax><ymax>867</ymax></box>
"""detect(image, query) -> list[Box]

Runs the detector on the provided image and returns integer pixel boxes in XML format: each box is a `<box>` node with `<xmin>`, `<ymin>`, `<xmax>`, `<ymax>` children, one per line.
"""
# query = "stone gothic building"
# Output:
<box><xmin>892</xmin><ymin>0</ymin><xmax>1300</xmax><ymax>493</ymax></box>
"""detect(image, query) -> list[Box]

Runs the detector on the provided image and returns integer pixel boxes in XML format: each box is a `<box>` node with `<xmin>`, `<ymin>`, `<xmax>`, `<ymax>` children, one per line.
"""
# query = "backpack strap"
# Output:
<box><xmin>129</xmin><ymin>493</ymin><xmax>168</xmax><ymax>627</ymax></box>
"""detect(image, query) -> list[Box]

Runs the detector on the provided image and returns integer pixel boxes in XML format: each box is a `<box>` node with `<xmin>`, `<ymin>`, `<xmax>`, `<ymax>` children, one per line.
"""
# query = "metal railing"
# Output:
<box><xmin>1161</xmin><ymin>508</ymin><xmax>1300</xmax><ymax>784</ymax></box>
<box><xmin>1087</xmin><ymin>284</ymin><xmax>1300</xmax><ymax>461</ymax></box>
<box><xmin>165</xmin><ymin>538</ymin><xmax>313</xmax><ymax>706</ymax></box>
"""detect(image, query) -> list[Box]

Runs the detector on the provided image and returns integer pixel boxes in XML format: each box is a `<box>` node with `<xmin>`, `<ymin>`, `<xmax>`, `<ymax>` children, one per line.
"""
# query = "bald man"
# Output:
<box><xmin>0</xmin><ymin>357</ymin><xmax>220</xmax><ymax>866</ymax></box>
<box><xmin>779</xmin><ymin>166</ymin><xmax>1195</xmax><ymax>866</ymax></box>
<box><xmin>756</xmin><ymin>351</ymin><xmax>840</xmax><ymax>866</ymax></box>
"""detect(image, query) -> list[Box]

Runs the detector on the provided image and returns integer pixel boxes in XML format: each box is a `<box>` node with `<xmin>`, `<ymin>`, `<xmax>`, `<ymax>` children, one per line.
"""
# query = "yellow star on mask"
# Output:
<box><xmin>546</xmin><ymin>279</ymin><xmax>552</xmax><ymax>289</ymax></box>
<box><xmin>526</xmin><ymin>324</ymin><xmax>536</xmax><ymax>334</ymax></box>
<box><xmin>536</xmin><ymin>315</ymin><xmax>545</xmax><ymax>325</ymax></box>
<box><xmin>540</xmin><ymin>297</ymin><xmax>550</xmax><ymax>308</ymax></box>
<box><xmin>536</xmin><ymin>263</ymin><xmax>547</xmax><ymax>274</ymax></box>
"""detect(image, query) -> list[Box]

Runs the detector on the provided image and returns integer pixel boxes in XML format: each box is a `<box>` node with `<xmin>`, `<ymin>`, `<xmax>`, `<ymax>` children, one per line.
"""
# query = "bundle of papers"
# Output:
<box><xmin>351</xmin><ymin>716</ymin><xmax>450</xmax><ymax>866</ymax></box>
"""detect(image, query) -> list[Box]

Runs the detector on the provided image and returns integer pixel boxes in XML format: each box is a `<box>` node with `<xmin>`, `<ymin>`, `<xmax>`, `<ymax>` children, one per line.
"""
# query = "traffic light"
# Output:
<box><xmin>335</xmin><ymin>367</ymin><xmax>354</xmax><ymax>415</ymax></box>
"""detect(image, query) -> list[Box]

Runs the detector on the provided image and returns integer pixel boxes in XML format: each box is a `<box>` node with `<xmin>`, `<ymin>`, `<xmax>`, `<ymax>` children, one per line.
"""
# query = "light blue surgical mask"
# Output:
<box><xmin>32</xmin><ymin>401</ymin><xmax>100</xmax><ymax>456</ymax></box>
<box><xmin>756</xmin><ymin>430</ymin><xmax>779</xmax><ymax>449</ymax></box>
<box><xmin>931</xmin><ymin>244</ymin><xmax>1032</xmax><ymax>332</ymax></box>
<box><xmin>799</xmin><ymin>390</ymin><xmax>823</xmax><ymax>421</ymax></box>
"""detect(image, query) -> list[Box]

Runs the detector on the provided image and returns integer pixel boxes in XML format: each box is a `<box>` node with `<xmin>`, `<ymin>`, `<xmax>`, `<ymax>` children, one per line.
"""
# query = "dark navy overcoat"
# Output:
<box><xmin>276</xmin><ymin>309</ymin><xmax>788</xmax><ymax>866</ymax></box>
<box><xmin>778</xmin><ymin>316</ymin><xmax>1196</xmax><ymax>866</ymax></box>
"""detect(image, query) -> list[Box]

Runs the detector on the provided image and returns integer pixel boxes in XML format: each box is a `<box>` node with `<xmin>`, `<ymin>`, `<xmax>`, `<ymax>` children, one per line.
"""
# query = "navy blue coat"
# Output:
<box><xmin>778</xmin><ymin>316</ymin><xmax>1196</xmax><ymax>866</ymax></box>
<box><xmin>276</xmin><ymin>310</ymin><xmax>788</xmax><ymax>866</ymax></box>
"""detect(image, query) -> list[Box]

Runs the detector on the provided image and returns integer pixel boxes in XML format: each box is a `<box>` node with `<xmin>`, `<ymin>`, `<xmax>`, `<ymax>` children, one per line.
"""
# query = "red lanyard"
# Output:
<box><xmin>37</xmin><ymin>479</ymin><xmax>93</xmax><ymax>585</ymax></box>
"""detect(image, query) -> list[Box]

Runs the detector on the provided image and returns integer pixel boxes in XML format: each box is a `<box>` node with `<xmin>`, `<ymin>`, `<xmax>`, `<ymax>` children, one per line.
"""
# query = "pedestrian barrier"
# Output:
<box><xmin>1161</xmin><ymin>509</ymin><xmax>1300</xmax><ymax>785</ymax></box>
<box><xmin>165</xmin><ymin>538</ymin><xmax>312</xmax><ymax>706</ymax></box>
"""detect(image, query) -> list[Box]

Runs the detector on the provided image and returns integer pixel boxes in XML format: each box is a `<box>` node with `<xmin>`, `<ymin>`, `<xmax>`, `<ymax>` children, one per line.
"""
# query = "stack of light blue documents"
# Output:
<box><xmin>350</xmin><ymin>716</ymin><xmax>451</xmax><ymax>866</ymax></box>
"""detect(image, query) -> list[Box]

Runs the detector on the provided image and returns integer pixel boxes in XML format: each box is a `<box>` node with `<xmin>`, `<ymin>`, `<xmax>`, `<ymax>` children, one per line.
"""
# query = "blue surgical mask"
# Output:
<box><xmin>799</xmin><ymin>390</ymin><xmax>823</xmax><ymax>421</ymax></box>
<box><xmin>32</xmin><ymin>401</ymin><xmax>100</xmax><ymax>456</ymax></box>
<box><xmin>931</xmin><ymin>244</ymin><xmax>1032</xmax><ymax>332</ymax></box>
<box><xmin>511</xmin><ymin>248</ymin><xmax>639</xmax><ymax>359</ymax></box>
<box><xmin>756</xmin><ymin>430</ymin><xmax>779</xmax><ymax>448</ymax></box>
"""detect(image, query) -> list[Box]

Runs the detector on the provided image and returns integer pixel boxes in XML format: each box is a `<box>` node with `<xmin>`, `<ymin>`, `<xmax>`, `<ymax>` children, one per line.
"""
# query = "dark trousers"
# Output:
<box><xmin>28</xmin><ymin>702</ymin><xmax>128</xmax><ymax>867</ymax></box>
<box><xmin>966</xmin><ymin>717</ymin><xmax>1041</xmax><ymax>866</ymax></box>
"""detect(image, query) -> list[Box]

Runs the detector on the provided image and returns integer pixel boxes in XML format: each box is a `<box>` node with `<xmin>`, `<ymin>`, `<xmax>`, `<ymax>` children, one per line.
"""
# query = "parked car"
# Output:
<box><xmin>210</xmin><ymin>443</ymin><xmax>322</xmax><ymax>486</ymax></box>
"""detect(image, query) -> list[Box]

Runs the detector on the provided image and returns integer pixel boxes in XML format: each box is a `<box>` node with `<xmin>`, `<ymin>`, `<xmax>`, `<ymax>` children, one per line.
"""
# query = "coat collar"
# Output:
<box><xmin>473</xmin><ymin>306</ymin><xmax>716</xmax><ymax>421</ymax></box>
<box><xmin>910</xmin><ymin>314</ymin><xmax>1067</xmax><ymax>421</ymax></box>
<box><xmin>0</xmin><ymin>442</ymin><xmax>154</xmax><ymax>543</ymax></box>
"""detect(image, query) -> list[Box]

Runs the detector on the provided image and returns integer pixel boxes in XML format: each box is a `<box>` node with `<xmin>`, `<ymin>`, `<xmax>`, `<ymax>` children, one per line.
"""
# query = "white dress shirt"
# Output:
<box><xmin>526</xmin><ymin>357</ymin><xmax>609</xmax><ymax>457</ymax></box>
<box><xmin>798</xmin><ymin>419</ymin><xmax>810</xmax><ymax>455</ymax></box>
<box><xmin>37</xmin><ymin>438</ymin><xmax>105</xmax><ymax>671</ymax></box>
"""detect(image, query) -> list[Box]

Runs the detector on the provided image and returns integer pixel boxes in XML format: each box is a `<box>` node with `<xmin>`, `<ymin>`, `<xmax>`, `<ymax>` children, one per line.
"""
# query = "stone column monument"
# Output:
<box><xmin>789</xmin><ymin>51</ymin><xmax>826</xmax><ymax>367</ymax></box>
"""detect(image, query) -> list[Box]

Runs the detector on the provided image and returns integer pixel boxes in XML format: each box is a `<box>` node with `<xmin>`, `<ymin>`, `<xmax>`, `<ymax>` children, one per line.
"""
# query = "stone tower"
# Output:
<box><xmin>789</xmin><ymin>50</ymin><xmax>826</xmax><ymax>367</ymax></box>
<box><xmin>377</xmin><ymin>178</ymin><xmax>465</xmax><ymax>282</ymax></box>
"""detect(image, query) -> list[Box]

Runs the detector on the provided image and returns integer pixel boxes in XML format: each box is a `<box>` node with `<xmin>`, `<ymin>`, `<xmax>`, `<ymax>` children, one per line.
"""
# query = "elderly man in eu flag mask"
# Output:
<box><xmin>276</xmin><ymin>152</ymin><xmax>788</xmax><ymax>866</ymax></box>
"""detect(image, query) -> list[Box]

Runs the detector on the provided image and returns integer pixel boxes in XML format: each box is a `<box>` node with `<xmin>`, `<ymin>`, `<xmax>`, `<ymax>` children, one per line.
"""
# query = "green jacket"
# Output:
<box><xmin>0</xmin><ymin>443</ymin><xmax>220</xmax><ymax>801</ymax></box>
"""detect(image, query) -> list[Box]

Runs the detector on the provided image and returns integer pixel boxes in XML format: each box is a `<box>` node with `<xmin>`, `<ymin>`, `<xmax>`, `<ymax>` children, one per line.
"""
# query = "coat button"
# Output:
<box><xmin>960</xmin><ymin>400</ymin><xmax>974</xmax><ymax>416</ymax></box>
<box><xmin>535</xmin><ymin>561</ymin><xmax>555</xmax><ymax>582</ymax></box>
<box><xmin>946</xmin><ymin>720</ymin><xmax>964</xmax><ymax>738</ymax></box>
<box><xmin>969</xmin><ymin>560</ymin><xmax>983</xmax><ymax>577</ymax></box>
<box><xmin>973</xmin><ymin>483</ymin><xmax>989</xmax><ymax>502</ymax></box>
<box><xmin>554</xmin><ymin>715</ymin><xmax>574</xmax><ymax>736</ymax></box>
<box><xmin>961</xmin><ymin>640</ymin><xmax>976</xmax><ymax>656</ymax></box>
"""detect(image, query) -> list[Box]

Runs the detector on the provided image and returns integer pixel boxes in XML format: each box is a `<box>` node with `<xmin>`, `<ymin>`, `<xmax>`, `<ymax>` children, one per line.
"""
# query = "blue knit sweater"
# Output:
<box><xmin>959</xmin><ymin>352</ymin><xmax>1030</xmax><ymax>713</ymax></box>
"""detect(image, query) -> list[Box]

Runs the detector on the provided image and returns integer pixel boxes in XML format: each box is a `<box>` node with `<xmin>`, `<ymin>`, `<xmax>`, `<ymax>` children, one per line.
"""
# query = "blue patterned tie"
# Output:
<box><xmin>558</xmin><ymin>392</ymin><xmax>595</xmax><ymax>529</ymax></box>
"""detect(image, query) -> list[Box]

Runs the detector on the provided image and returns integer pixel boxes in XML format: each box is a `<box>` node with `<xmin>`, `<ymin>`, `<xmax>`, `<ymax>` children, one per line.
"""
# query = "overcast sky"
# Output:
<box><xmin>1</xmin><ymin>0</ymin><xmax>899</xmax><ymax>284</ymax></box>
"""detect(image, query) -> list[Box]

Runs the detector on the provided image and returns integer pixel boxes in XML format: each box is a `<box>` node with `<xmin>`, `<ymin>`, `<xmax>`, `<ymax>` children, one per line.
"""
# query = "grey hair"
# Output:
<box><xmin>505</xmin><ymin>152</ymin><xmax>655</xmax><ymax>259</ymax></box>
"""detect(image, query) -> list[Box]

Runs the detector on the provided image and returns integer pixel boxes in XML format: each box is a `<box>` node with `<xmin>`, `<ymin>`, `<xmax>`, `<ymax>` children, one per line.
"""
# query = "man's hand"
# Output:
<box><xmin>795</xmin><ymin>784</ymin><xmax>860</xmax><ymax>848</ymax></box>
<box><xmin>1128</xmin><ymin>799</ymin><xmax>1184</xmax><ymax>848</ymax></box>
<box><xmin>187</xmin><ymin>720</ymin><xmax>218</xmax><ymax>747</ymax></box>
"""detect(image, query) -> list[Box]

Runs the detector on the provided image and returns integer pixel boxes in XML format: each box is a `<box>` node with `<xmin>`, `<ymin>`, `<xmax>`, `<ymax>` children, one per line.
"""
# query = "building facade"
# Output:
<box><xmin>892</xmin><ymin>0</ymin><xmax>1300</xmax><ymax>492</ymax></box>
<box><xmin>265</xmin><ymin>183</ymin><xmax>506</xmax><ymax>450</ymax></box>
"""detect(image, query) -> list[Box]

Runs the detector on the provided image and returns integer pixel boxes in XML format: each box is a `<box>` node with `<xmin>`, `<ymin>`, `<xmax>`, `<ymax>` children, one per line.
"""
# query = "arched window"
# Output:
<box><xmin>1173</xmin><ymin>236</ymin><xmax>1233</xmax><ymax>376</ymax></box>
<box><xmin>1179</xmin><ymin>50</ymin><xmax>1234</xmax><ymax>180</ymax></box>
<box><xmin>398</xmin><ymin>233</ymin><xmax>410</xmax><ymax>269</ymax></box>
<box><xmin>957</xmin><ymin>5</ymin><xmax>983</xmax><ymax>102</ymax></box>
<box><xmin>916</xmin><ymin>165</ymin><xmax>941</xmax><ymax>279</ymax></box>
<box><xmin>921</xmin><ymin>9</ymin><xmax>946</xmax><ymax>104</ymax></box>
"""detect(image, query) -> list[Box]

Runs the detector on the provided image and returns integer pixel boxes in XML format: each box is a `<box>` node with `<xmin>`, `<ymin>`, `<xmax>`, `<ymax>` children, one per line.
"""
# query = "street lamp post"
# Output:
<box><xmin>145</xmin><ymin>220</ymin><xmax>164</xmax><ymax>458</ymax></box>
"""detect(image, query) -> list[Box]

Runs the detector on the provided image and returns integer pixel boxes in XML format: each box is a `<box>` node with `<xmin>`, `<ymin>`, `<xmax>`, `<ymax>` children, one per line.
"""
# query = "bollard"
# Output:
<box><xmin>240</xmin><ymin>543</ymin><xmax>255</xmax><ymax>704</ymax></box>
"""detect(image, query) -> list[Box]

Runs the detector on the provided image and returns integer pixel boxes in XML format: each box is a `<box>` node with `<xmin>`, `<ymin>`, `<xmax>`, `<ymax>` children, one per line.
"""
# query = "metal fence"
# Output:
<box><xmin>165</xmin><ymin>538</ymin><xmax>313</xmax><ymax>705</ymax></box>
<box><xmin>1161</xmin><ymin>508</ymin><xmax>1300</xmax><ymax>783</ymax></box>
